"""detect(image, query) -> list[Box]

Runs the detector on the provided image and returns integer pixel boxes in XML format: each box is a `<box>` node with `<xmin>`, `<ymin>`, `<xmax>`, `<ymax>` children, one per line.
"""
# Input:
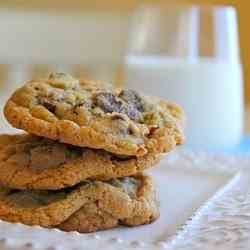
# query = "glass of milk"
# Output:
<box><xmin>124</xmin><ymin>5</ymin><xmax>244</xmax><ymax>149</ymax></box>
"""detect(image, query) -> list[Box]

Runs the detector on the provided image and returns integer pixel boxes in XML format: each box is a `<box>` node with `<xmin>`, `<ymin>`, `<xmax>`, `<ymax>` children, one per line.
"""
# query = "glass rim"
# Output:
<box><xmin>134</xmin><ymin>3</ymin><xmax>237</xmax><ymax>12</ymax></box>
<box><xmin>128</xmin><ymin>2</ymin><xmax>240</xmax><ymax>63</ymax></box>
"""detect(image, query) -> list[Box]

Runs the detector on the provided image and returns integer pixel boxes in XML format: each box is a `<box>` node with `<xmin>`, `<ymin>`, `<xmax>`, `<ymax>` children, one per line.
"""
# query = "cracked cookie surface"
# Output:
<box><xmin>4</xmin><ymin>73</ymin><xmax>184</xmax><ymax>156</ymax></box>
<box><xmin>0</xmin><ymin>175</ymin><xmax>159</xmax><ymax>232</ymax></box>
<box><xmin>0</xmin><ymin>134</ymin><xmax>161</xmax><ymax>190</ymax></box>
<box><xmin>59</xmin><ymin>174</ymin><xmax>159</xmax><ymax>233</ymax></box>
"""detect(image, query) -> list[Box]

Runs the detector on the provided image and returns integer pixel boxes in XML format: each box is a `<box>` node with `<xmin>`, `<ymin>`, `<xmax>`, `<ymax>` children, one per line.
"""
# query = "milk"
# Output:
<box><xmin>124</xmin><ymin>56</ymin><xmax>244</xmax><ymax>149</ymax></box>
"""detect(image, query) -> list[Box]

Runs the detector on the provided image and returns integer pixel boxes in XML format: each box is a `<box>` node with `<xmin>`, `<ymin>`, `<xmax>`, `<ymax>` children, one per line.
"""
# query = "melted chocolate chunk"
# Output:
<box><xmin>95</xmin><ymin>92</ymin><xmax>124</xmax><ymax>113</ymax></box>
<box><xmin>30</xmin><ymin>144</ymin><xmax>67</xmax><ymax>171</ymax></box>
<box><xmin>43</xmin><ymin>100</ymin><xmax>56</xmax><ymax>113</ymax></box>
<box><xmin>94</xmin><ymin>90</ymin><xmax>145</xmax><ymax>121</ymax></box>
<box><xmin>119</xmin><ymin>89</ymin><xmax>145</xmax><ymax>112</ymax></box>
<box><xmin>127</xmin><ymin>103</ymin><xmax>141</xmax><ymax>121</ymax></box>
<box><xmin>38</xmin><ymin>97</ymin><xmax>57</xmax><ymax>113</ymax></box>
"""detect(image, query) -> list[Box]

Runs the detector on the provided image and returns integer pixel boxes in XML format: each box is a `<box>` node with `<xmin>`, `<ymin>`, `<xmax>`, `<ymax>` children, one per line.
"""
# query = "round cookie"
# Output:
<box><xmin>4</xmin><ymin>72</ymin><xmax>184</xmax><ymax>157</ymax></box>
<box><xmin>0</xmin><ymin>175</ymin><xmax>159</xmax><ymax>232</ymax></box>
<box><xmin>0</xmin><ymin>134</ymin><xmax>161</xmax><ymax>190</ymax></box>
<box><xmin>59</xmin><ymin>174</ymin><xmax>159</xmax><ymax>233</ymax></box>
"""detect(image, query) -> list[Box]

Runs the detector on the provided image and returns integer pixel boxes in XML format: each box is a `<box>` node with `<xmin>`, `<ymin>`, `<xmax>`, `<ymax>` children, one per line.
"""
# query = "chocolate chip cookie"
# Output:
<box><xmin>0</xmin><ymin>175</ymin><xmax>159</xmax><ymax>232</ymax></box>
<box><xmin>0</xmin><ymin>134</ymin><xmax>161</xmax><ymax>190</ymax></box>
<box><xmin>4</xmin><ymin>73</ymin><xmax>184</xmax><ymax>156</ymax></box>
<box><xmin>59</xmin><ymin>174</ymin><xmax>159</xmax><ymax>233</ymax></box>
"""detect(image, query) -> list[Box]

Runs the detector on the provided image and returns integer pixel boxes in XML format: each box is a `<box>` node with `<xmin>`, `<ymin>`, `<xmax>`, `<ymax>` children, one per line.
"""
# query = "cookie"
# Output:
<box><xmin>4</xmin><ymin>72</ymin><xmax>184</xmax><ymax>156</ymax></box>
<box><xmin>0</xmin><ymin>184</ymin><xmax>91</xmax><ymax>227</ymax></box>
<box><xmin>0</xmin><ymin>134</ymin><xmax>161</xmax><ymax>190</ymax></box>
<box><xmin>0</xmin><ymin>175</ymin><xmax>159</xmax><ymax>232</ymax></box>
<box><xmin>59</xmin><ymin>174</ymin><xmax>159</xmax><ymax>233</ymax></box>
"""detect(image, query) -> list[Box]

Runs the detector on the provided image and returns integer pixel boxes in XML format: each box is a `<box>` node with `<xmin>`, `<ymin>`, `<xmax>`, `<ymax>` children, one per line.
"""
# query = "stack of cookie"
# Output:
<box><xmin>0</xmin><ymin>73</ymin><xmax>184</xmax><ymax>233</ymax></box>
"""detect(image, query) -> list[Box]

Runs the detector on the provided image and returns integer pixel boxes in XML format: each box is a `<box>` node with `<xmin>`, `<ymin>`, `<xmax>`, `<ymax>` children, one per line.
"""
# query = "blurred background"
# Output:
<box><xmin>0</xmin><ymin>0</ymin><xmax>249</xmax><ymax>151</ymax></box>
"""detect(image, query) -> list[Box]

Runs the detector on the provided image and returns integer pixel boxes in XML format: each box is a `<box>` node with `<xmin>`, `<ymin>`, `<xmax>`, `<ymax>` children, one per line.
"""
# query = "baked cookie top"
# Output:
<box><xmin>0</xmin><ymin>174</ymin><xmax>158</xmax><ymax>230</ymax></box>
<box><xmin>4</xmin><ymin>73</ymin><xmax>184</xmax><ymax>156</ymax></box>
<box><xmin>0</xmin><ymin>134</ymin><xmax>161</xmax><ymax>190</ymax></box>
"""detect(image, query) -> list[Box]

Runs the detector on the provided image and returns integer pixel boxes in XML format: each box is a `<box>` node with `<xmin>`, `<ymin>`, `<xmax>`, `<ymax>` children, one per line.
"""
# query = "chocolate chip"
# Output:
<box><xmin>30</xmin><ymin>144</ymin><xmax>67</xmax><ymax>171</ymax></box>
<box><xmin>119</xmin><ymin>90</ymin><xmax>145</xmax><ymax>121</ymax></box>
<box><xmin>119</xmin><ymin>90</ymin><xmax>145</xmax><ymax>112</ymax></box>
<box><xmin>94</xmin><ymin>91</ymin><xmax>145</xmax><ymax>122</ymax></box>
<box><xmin>64</xmin><ymin>145</ymin><xmax>82</xmax><ymax>158</ymax></box>
<box><xmin>74</xmin><ymin>99</ymin><xmax>92</xmax><ymax>109</ymax></box>
<box><xmin>43</xmin><ymin>100</ymin><xmax>56</xmax><ymax>113</ymax></box>
<box><xmin>127</xmin><ymin>103</ymin><xmax>141</xmax><ymax>121</ymax></box>
<box><xmin>72</xmin><ymin>101</ymin><xmax>86</xmax><ymax>114</ymax></box>
<box><xmin>110</xmin><ymin>154</ymin><xmax>134</xmax><ymax>161</ymax></box>
<box><xmin>95</xmin><ymin>92</ymin><xmax>124</xmax><ymax>113</ymax></box>
<box><xmin>149</xmin><ymin>126</ymin><xmax>159</xmax><ymax>137</ymax></box>
<box><xmin>128</xmin><ymin>125</ymin><xmax>135</xmax><ymax>135</ymax></box>
<box><xmin>37</xmin><ymin>96</ymin><xmax>57</xmax><ymax>113</ymax></box>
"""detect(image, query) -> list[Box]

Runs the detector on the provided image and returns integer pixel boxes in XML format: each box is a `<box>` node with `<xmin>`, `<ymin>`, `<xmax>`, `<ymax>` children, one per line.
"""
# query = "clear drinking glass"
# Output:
<box><xmin>124</xmin><ymin>4</ymin><xmax>243</xmax><ymax>149</ymax></box>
